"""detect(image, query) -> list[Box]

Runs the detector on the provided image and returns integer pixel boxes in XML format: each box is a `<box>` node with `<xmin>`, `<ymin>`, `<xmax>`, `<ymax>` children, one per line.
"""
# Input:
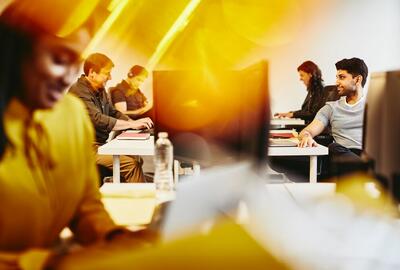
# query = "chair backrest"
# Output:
<box><xmin>323</xmin><ymin>85</ymin><xmax>340</xmax><ymax>102</ymax></box>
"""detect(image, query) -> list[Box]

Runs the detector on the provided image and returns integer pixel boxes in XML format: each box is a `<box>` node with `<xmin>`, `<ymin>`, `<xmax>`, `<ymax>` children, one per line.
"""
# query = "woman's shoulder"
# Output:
<box><xmin>59</xmin><ymin>94</ymin><xmax>86</xmax><ymax>112</ymax></box>
<box><xmin>109</xmin><ymin>86</ymin><xmax>128</xmax><ymax>99</ymax></box>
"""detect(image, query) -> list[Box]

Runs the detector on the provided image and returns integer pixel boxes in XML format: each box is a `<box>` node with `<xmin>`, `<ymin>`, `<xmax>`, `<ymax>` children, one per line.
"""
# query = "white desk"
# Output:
<box><xmin>268</xmin><ymin>144</ymin><xmax>328</xmax><ymax>183</ymax></box>
<box><xmin>100</xmin><ymin>183</ymin><xmax>157</xmax><ymax>226</ymax></box>
<box><xmin>98</xmin><ymin>136</ymin><xmax>155</xmax><ymax>183</ymax></box>
<box><xmin>270</xmin><ymin>118</ymin><xmax>305</xmax><ymax>128</ymax></box>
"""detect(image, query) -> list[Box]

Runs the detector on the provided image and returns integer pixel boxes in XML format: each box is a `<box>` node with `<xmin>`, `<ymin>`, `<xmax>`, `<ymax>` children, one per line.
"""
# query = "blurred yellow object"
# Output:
<box><xmin>83</xmin><ymin>0</ymin><xmax>130</xmax><ymax>57</ymax></box>
<box><xmin>146</xmin><ymin>0</ymin><xmax>202</xmax><ymax>71</ymax></box>
<box><xmin>84</xmin><ymin>1</ymin><xmax>305</xmax><ymax>71</ymax></box>
<box><xmin>56</xmin><ymin>220</ymin><xmax>288</xmax><ymax>270</ymax></box>
<box><xmin>221</xmin><ymin>0</ymin><xmax>301</xmax><ymax>47</ymax></box>
<box><xmin>3</xmin><ymin>0</ymin><xmax>100</xmax><ymax>37</ymax></box>
<box><xmin>336</xmin><ymin>173</ymin><xmax>397</xmax><ymax>216</ymax></box>
<box><xmin>18</xmin><ymin>249</ymin><xmax>51</xmax><ymax>270</ymax></box>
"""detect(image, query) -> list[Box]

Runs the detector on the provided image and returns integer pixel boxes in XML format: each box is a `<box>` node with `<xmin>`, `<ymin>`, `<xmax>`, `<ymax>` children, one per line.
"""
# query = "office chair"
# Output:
<box><xmin>97</xmin><ymin>164</ymin><xmax>113</xmax><ymax>186</ymax></box>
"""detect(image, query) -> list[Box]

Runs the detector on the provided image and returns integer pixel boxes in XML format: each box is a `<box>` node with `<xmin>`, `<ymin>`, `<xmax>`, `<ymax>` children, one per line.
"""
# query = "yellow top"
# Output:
<box><xmin>0</xmin><ymin>95</ymin><xmax>117</xmax><ymax>269</ymax></box>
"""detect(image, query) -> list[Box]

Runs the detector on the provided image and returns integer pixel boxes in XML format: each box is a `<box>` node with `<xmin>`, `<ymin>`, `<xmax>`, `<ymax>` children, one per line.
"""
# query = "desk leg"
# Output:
<box><xmin>309</xmin><ymin>156</ymin><xmax>317</xmax><ymax>183</ymax></box>
<box><xmin>113</xmin><ymin>155</ymin><xmax>120</xmax><ymax>183</ymax></box>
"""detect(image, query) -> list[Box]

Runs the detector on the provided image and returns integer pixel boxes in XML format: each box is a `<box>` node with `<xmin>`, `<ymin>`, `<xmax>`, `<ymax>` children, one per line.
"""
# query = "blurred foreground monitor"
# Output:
<box><xmin>153</xmin><ymin>61</ymin><xmax>270</xmax><ymax>168</ymax></box>
<box><xmin>364</xmin><ymin>70</ymin><xmax>400</xmax><ymax>195</ymax></box>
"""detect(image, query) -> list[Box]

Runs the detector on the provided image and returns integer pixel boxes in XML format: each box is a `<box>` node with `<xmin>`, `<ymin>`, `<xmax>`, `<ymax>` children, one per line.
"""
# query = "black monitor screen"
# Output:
<box><xmin>153</xmin><ymin>61</ymin><xmax>270</xmax><ymax>167</ymax></box>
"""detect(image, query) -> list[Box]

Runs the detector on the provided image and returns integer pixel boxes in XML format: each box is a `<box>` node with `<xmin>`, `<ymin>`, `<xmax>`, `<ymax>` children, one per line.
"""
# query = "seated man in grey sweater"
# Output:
<box><xmin>298</xmin><ymin>58</ymin><xmax>368</xmax><ymax>165</ymax></box>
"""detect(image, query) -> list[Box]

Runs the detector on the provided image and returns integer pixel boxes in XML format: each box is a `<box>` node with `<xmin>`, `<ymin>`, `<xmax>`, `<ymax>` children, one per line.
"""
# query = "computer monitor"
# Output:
<box><xmin>364</xmin><ymin>71</ymin><xmax>400</xmax><ymax>182</ymax></box>
<box><xmin>153</xmin><ymin>61</ymin><xmax>270</xmax><ymax>168</ymax></box>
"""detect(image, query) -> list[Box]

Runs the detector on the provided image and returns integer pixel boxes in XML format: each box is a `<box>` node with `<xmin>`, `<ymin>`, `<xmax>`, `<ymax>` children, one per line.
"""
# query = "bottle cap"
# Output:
<box><xmin>158</xmin><ymin>132</ymin><xmax>168</xmax><ymax>138</ymax></box>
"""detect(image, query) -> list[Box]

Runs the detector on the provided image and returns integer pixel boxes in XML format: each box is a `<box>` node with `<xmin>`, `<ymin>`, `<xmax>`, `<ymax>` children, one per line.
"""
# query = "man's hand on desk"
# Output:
<box><xmin>129</xmin><ymin>117</ymin><xmax>153</xmax><ymax>130</ymax></box>
<box><xmin>274</xmin><ymin>112</ymin><xmax>294</xmax><ymax>118</ymax></box>
<box><xmin>298</xmin><ymin>134</ymin><xmax>317</xmax><ymax>148</ymax></box>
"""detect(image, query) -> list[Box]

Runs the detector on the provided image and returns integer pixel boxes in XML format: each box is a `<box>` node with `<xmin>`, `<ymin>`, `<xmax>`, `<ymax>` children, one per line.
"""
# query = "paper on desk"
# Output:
<box><xmin>102</xmin><ymin>197</ymin><xmax>156</xmax><ymax>226</ymax></box>
<box><xmin>100</xmin><ymin>184</ymin><xmax>156</xmax><ymax>226</ymax></box>
<box><xmin>100</xmin><ymin>183</ymin><xmax>156</xmax><ymax>198</ymax></box>
<box><xmin>124</xmin><ymin>130</ymin><xmax>142</xmax><ymax>134</ymax></box>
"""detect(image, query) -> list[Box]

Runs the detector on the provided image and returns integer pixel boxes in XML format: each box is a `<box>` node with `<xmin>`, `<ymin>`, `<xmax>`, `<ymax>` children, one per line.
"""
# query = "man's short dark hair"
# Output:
<box><xmin>83</xmin><ymin>53</ymin><xmax>114</xmax><ymax>75</ymax></box>
<box><xmin>335</xmin><ymin>58</ymin><xmax>368</xmax><ymax>87</ymax></box>
<box><xmin>128</xmin><ymin>65</ymin><xmax>148</xmax><ymax>78</ymax></box>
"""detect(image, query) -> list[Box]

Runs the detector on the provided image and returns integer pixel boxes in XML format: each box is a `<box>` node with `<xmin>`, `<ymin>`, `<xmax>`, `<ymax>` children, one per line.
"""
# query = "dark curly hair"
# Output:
<box><xmin>0</xmin><ymin>14</ymin><xmax>34</xmax><ymax>159</ymax></box>
<box><xmin>335</xmin><ymin>58</ymin><xmax>368</xmax><ymax>87</ymax></box>
<box><xmin>83</xmin><ymin>53</ymin><xmax>114</xmax><ymax>76</ymax></box>
<box><xmin>297</xmin><ymin>60</ymin><xmax>324</xmax><ymax>96</ymax></box>
<box><xmin>128</xmin><ymin>65</ymin><xmax>148</xmax><ymax>78</ymax></box>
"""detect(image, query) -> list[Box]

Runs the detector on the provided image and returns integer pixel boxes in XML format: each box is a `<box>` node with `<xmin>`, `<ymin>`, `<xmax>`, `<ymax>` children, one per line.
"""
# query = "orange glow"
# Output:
<box><xmin>222</xmin><ymin>0</ymin><xmax>301</xmax><ymax>47</ymax></box>
<box><xmin>2</xmin><ymin>0</ymin><xmax>100</xmax><ymax>37</ymax></box>
<box><xmin>154</xmin><ymin>62</ymin><xmax>268</xmax><ymax>139</ymax></box>
<box><xmin>83</xmin><ymin>0</ymin><xmax>130</xmax><ymax>57</ymax></box>
<box><xmin>146</xmin><ymin>0</ymin><xmax>202</xmax><ymax>71</ymax></box>
<box><xmin>58</xmin><ymin>0</ymin><xmax>101</xmax><ymax>37</ymax></box>
<box><xmin>85</xmin><ymin>1</ymin><xmax>304</xmax><ymax>73</ymax></box>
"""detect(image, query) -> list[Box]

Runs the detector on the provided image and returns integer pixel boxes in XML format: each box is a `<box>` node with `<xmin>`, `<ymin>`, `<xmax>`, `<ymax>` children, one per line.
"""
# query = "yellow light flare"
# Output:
<box><xmin>182</xmin><ymin>99</ymin><xmax>200</xmax><ymax>108</ymax></box>
<box><xmin>2</xmin><ymin>0</ymin><xmax>101</xmax><ymax>38</ymax></box>
<box><xmin>221</xmin><ymin>0</ymin><xmax>301</xmax><ymax>47</ymax></box>
<box><xmin>57</xmin><ymin>0</ymin><xmax>101</xmax><ymax>37</ymax></box>
<box><xmin>107</xmin><ymin>0</ymin><xmax>122</xmax><ymax>11</ymax></box>
<box><xmin>335</xmin><ymin>173</ymin><xmax>397</xmax><ymax>215</ymax></box>
<box><xmin>83</xmin><ymin>0</ymin><xmax>131</xmax><ymax>58</ymax></box>
<box><xmin>146</xmin><ymin>0</ymin><xmax>202</xmax><ymax>71</ymax></box>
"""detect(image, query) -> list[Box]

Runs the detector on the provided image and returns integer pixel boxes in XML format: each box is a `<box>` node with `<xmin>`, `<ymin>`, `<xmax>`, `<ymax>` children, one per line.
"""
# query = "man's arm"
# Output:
<box><xmin>113</xmin><ymin>118</ymin><xmax>153</xmax><ymax>130</ymax></box>
<box><xmin>298</xmin><ymin>119</ymin><xmax>326</xmax><ymax>147</ymax></box>
<box><xmin>68</xmin><ymin>86</ymin><xmax>121</xmax><ymax>133</ymax></box>
<box><xmin>114</xmin><ymin>101</ymin><xmax>127</xmax><ymax>112</ymax></box>
<box><xmin>298</xmin><ymin>104</ymin><xmax>332</xmax><ymax>147</ymax></box>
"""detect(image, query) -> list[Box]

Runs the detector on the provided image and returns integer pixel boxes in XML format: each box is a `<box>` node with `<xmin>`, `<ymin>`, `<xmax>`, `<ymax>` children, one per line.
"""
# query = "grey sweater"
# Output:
<box><xmin>315</xmin><ymin>96</ymin><xmax>365</xmax><ymax>149</ymax></box>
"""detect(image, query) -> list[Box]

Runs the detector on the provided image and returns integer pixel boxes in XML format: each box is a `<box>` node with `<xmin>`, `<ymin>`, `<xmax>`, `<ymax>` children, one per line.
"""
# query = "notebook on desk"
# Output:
<box><xmin>269</xmin><ymin>130</ymin><xmax>298</xmax><ymax>147</ymax></box>
<box><xmin>116</xmin><ymin>130</ymin><xmax>150</xmax><ymax>140</ymax></box>
<box><xmin>269</xmin><ymin>138</ymin><xmax>298</xmax><ymax>147</ymax></box>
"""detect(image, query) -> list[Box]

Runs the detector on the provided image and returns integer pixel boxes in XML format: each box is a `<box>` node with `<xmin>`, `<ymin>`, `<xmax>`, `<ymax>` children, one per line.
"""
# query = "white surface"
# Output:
<box><xmin>100</xmin><ymin>183</ymin><xmax>156</xmax><ymax>226</ymax></box>
<box><xmin>100</xmin><ymin>183</ymin><xmax>156</xmax><ymax>196</ymax></box>
<box><xmin>270</xmin><ymin>118</ymin><xmax>305</xmax><ymax>126</ymax></box>
<box><xmin>98</xmin><ymin>136</ymin><xmax>155</xmax><ymax>182</ymax></box>
<box><xmin>162</xmin><ymin>162</ymin><xmax>255</xmax><ymax>241</ymax></box>
<box><xmin>268</xmin><ymin>144</ymin><xmax>328</xmax><ymax>183</ymax></box>
<box><xmin>283</xmin><ymin>182</ymin><xmax>336</xmax><ymax>204</ymax></box>
<box><xmin>265</xmin><ymin>182</ymin><xmax>336</xmax><ymax>206</ymax></box>
<box><xmin>98</xmin><ymin>136</ymin><xmax>155</xmax><ymax>156</ymax></box>
<box><xmin>162</xmin><ymin>161</ymin><xmax>337</xmax><ymax>242</ymax></box>
<box><xmin>247</xmin><ymin>180</ymin><xmax>400</xmax><ymax>270</ymax></box>
<box><xmin>269</xmin><ymin>144</ymin><xmax>328</xmax><ymax>156</ymax></box>
<box><xmin>113</xmin><ymin>155</ymin><xmax>121</xmax><ymax>183</ymax></box>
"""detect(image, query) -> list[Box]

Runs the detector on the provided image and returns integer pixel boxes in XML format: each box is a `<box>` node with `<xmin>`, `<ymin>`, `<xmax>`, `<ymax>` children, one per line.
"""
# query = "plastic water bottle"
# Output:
<box><xmin>154</xmin><ymin>132</ymin><xmax>174</xmax><ymax>199</ymax></box>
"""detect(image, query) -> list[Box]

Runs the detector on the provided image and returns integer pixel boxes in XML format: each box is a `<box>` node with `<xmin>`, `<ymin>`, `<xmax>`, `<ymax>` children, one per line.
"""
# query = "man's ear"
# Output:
<box><xmin>356</xmin><ymin>75</ymin><xmax>363</xmax><ymax>86</ymax></box>
<box><xmin>88</xmin><ymin>68</ymin><xmax>96</xmax><ymax>78</ymax></box>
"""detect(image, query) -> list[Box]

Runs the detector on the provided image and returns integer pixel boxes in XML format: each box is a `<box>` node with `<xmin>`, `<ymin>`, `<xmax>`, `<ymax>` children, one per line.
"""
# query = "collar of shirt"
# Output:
<box><xmin>341</xmin><ymin>94</ymin><xmax>365</xmax><ymax>108</ymax></box>
<box><xmin>5</xmin><ymin>98</ymin><xmax>55</xmax><ymax>170</ymax></box>
<box><xmin>78</xmin><ymin>75</ymin><xmax>106</xmax><ymax>98</ymax></box>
